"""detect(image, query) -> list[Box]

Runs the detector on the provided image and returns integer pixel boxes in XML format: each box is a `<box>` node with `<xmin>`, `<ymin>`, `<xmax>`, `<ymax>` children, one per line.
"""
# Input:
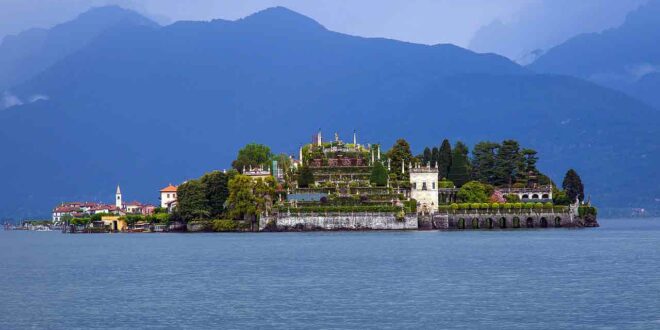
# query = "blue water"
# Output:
<box><xmin>1</xmin><ymin>218</ymin><xmax>660</xmax><ymax>329</ymax></box>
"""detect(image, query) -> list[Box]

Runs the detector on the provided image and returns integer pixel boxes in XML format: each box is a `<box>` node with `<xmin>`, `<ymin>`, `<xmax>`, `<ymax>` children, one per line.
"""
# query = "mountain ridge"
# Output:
<box><xmin>1</xmin><ymin>6</ymin><xmax>658</xmax><ymax>219</ymax></box>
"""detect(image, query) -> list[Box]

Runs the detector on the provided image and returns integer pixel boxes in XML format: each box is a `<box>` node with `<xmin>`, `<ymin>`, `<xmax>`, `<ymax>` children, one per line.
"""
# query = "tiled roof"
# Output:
<box><xmin>160</xmin><ymin>184</ymin><xmax>177</xmax><ymax>192</ymax></box>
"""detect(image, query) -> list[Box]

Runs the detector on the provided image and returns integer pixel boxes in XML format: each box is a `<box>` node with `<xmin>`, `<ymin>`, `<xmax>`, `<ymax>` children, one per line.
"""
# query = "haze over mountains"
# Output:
<box><xmin>529</xmin><ymin>0</ymin><xmax>660</xmax><ymax>109</ymax></box>
<box><xmin>1</xmin><ymin>6</ymin><xmax>659</xmax><ymax>219</ymax></box>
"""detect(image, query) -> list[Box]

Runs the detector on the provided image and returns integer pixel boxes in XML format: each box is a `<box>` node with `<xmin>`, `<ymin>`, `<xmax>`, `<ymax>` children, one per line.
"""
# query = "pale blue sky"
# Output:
<box><xmin>0</xmin><ymin>0</ymin><xmax>649</xmax><ymax>60</ymax></box>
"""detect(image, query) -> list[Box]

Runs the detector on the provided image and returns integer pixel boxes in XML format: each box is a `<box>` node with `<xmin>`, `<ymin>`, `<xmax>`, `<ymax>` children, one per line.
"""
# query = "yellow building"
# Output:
<box><xmin>101</xmin><ymin>215</ymin><xmax>127</xmax><ymax>232</ymax></box>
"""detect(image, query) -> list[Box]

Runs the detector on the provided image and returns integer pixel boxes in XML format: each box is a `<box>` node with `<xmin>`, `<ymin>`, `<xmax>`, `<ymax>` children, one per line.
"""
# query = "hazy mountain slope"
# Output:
<box><xmin>0</xmin><ymin>5</ymin><xmax>157</xmax><ymax>92</ymax></box>
<box><xmin>528</xmin><ymin>0</ymin><xmax>660</xmax><ymax>108</ymax></box>
<box><xmin>1</xmin><ymin>6</ymin><xmax>658</xmax><ymax>219</ymax></box>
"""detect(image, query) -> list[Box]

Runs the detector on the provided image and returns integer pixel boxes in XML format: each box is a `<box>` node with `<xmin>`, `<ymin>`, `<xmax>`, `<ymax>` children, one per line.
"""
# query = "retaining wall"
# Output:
<box><xmin>260</xmin><ymin>213</ymin><xmax>418</xmax><ymax>231</ymax></box>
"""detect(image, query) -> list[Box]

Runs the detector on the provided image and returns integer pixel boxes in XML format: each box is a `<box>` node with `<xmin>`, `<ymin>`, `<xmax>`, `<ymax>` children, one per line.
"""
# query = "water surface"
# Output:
<box><xmin>1</xmin><ymin>218</ymin><xmax>659</xmax><ymax>329</ymax></box>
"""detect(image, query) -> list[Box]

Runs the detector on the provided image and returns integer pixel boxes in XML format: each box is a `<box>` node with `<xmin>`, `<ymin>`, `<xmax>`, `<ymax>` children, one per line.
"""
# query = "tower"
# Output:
<box><xmin>115</xmin><ymin>185</ymin><xmax>122</xmax><ymax>208</ymax></box>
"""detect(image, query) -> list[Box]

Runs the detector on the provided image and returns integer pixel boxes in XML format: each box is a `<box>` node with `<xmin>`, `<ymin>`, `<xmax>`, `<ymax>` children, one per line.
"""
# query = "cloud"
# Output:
<box><xmin>2</xmin><ymin>91</ymin><xmax>23</xmax><ymax>109</ymax></box>
<box><xmin>1</xmin><ymin>92</ymin><xmax>50</xmax><ymax>110</ymax></box>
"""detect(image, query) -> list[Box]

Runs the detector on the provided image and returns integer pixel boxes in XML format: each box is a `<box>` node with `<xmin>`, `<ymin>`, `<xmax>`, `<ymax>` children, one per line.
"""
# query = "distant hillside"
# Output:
<box><xmin>0</xmin><ymin>5</ymin><xmax>157</xmax><ymax>93</ymax></box>
<box><xmin>528</xmin><ymin>0</ymin><xmax>660</xmax><ymax>109</ymax></box>
<box><xmin>1</xmin><ymin>6</ymin><xmax>659</xmax><ymax>218</ymax></box>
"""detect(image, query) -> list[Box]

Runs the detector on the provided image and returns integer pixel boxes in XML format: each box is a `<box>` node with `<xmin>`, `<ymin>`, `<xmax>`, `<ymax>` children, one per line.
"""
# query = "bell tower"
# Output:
<box><xmin>115</xmin><ymin>185</ymin><xmax>122</xmax><ymax>208</ymax></box>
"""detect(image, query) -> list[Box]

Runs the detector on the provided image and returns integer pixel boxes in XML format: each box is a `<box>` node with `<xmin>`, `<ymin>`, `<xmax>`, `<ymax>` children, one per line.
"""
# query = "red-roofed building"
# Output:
<box><xmin>160</xmin><ymin>184</ymin><xmax>178</xmax><ymax>209</ymax></box>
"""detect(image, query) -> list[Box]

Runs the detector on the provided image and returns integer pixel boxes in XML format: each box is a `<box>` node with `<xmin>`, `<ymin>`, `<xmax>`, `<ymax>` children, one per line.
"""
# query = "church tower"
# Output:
<box><xmin>115</xmin><ymin>185</ymin><xmax>122</xmax><ymax>208</ymax></box>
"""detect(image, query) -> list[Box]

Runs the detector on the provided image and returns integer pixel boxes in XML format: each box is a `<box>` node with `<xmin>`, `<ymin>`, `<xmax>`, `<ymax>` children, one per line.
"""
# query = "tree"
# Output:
<box><xmin>227</xmin><ymin>175</ymin><xmax>257</xmax><ymax>220</ymax></box>
<box><xmin>422</xmin><ymin>147</ymin><xmax>432</xmax><ymax>165</ymax></box>
<box><xmin>386</xmin><ymin>139</ymin><xmax>413</xmax><ymax>180</ymax></box>
<box><xmin>176</xmin><ymin>179</ymin><xmax>210</xmax><ymax>221</ymax></box>
<box><xmin>437</xmin><ymin>139</ymin><xmax>452</xmax><ymax>179</ymax></box>
<box><xmin>231</xmin><ymin>143</ymin><xmax>273</xmax><ymax>173</ymax></box>
<box><xmin>226</xmin><ymin>175</ymin><xmax>275</xmax><ymax>221</ymax></box>
<box><xmin>200</xmin><ymin>170</ymin><xmax>230</xmax><ymax>218</ymax></box>
<box><xmin>448</xmin><ymin>141</ymin><xmax>470</xmax><ymax>187</ymax></box>
<box><xmin>494</xmin><ymin>139</ymin><xmax>525</xmax><ymax>186</ymax></box>
<box><xmin>522</xmin><ymin>148</ymin><xmax>539</xmax><ymax>173</ymax></box>
<box><xmin>370</xmin><ymin>161</ymin><xmax>388</xmax><ymax>186</ymax></box>
<box><xmin>562</xmin><ymin>169</ymin><xmax>584</xmax><ymax>203</ymax></box>
<box><xmin>297</xmin><ymin>165</ymin><xmax>314</xmax><ymax>188</ymax></box>
<box><xmin>471</xmin><ymin>141</ymin><xmax>500</xmax><ymax>184</ymax></box>
<box><xmin>457</xmin><ymin>181</ymin><xmax>489</xmax><ymax>203</ymax></box>
<box><xmin>431</xmin><ymin>147</ymin><xmax>439</xmax><ymax>167</ymax></box>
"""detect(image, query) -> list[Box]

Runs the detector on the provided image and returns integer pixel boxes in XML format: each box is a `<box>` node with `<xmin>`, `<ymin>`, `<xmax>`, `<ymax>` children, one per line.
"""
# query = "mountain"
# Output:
<box><xmin>528</xmin><ymin>0</ymin><xmax>660</xmax><ymax>109</ymax></box>
<box><xmin>0</xmin><ymin>5</ymin><xmax>158</xmax><ymax>93</ymax></box>
<box><xmin>1</xmin><ymin>6</ymin><xmax>659</xmax><ymax>219</ymax></box>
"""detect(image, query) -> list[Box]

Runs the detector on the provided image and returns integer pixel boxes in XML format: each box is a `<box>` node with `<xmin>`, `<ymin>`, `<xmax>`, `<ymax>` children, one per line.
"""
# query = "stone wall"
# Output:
<box><xmin>260</xmin><ymin>213</ymin><xmax>418</xmax><ymax>231</ymax></box>
<box><xmin>430</xmin><ymin>211</ymin><xmax>588</xmax><ymax>230</ymax></box>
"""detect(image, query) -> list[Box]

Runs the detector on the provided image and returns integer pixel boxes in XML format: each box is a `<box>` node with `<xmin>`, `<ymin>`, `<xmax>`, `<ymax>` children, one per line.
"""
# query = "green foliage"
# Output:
<box><xmin>176</xmin><ymin>179</ymin><xmax>210</xmax><ymax>222</ymax></box>
<box><xmin>370</xmin><ymin>161</ymin><xmax>388</xmax><ymax>187</ymax></box>
<box><xmin>552</xmin><ymin>190</ymin><xmax>571</xmax><ymax>205</ymax></box>
<box><xmin>562</xmin><ymin>169</ymin><xmax>584</xmax><ymax>203</ymax></box>
<box><xmin>386</xmin><ymin>139</ymin><xmax>413</xmax><ymax>180</ymax></box>
<box><xmin>448</xmin><ymin>141</ymin><xmax>470</xmax><ymax>187</ymax></box>
<box><xmin>232</xmin><ymin>143</ymin><xmax>273</xmax><ymax>173</ymax></box>
<box><xmin>578</xmin><ymin>206</ymin><xmax>598</xmax><ymax>217</ymax></box>
<box><xmin>544</xmin><ymin>202</ymin><xmax>553</xmax><ymax>208</ymax></box>
<box><xmin>494</xmin><ymin>140</ymin><xmax>525</xmax><ymax>186</ymax></box>
<box><xmin>457</xmin><ymin>181</ymin><xmax>489</xmax><ymax>203</ymax></box>
<box><xmin>200</xmin><ymin>170</ymin><xmax>230</xmax><ymax>218</ymax></box>
<box><xmin>297</xmin><ymin>165</ymin><xmax>315</xmax><ymax>188</ymax></box>
<box><xmin>505</xmin><ymin>194</ymin><xmax>521</xmax><ymax>203</ymax></box>
<box><xmin>471</xmin><ymin>141</ymin><xmax>500</xmax><ymax>183</ymax></box>
<box><xmin>438</xmin><ymin>139</ymin><xmax>452</xmax><ymax>180</ymax></box>
<box><xmin>211</xmin><ymin>220</ymin><xmax>239</xmax><ymax>232</ymax></box>
<box><xmin>438</xmin><ymin>179</ymin><xmax>454</xmax><ymax>188</ymax></box>
<box><xmin>227</xmin><ymin>175</ymin><xmax>276</xmax><ymax>220</ymax></box>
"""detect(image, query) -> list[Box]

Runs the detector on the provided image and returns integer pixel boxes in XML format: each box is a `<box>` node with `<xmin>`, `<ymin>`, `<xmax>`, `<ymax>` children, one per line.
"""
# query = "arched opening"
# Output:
<box><xmin>522</xmin><ymin>194</ymin><xmax>529</xmax><ymax>199</ymax></box>
<box><xmin>540</xmin><ymin>217</ymin><xmax>548</xmax><ymax>228</ymax></box>
<box><xmin>532</xmin><ymin>194</ymin><xmax>539</xmax><ymax>199</ymax></box>
<box><xmin>471</xmin><ymin>218</ymin><xmax>479</xmax><ymax>229</ymax></box>
<box><xmin>499</xmin><ymin>217</ymin><xmax>507</xmax><ymax>229</ymax></box>
<box><xmin>542</xmin><ymin>194</ymin><xmax>549</xmax><ymax>199</ymax></box>
<box><xmin>554</xmin><ymin>217</ymin><xmax>562</xmax><ymax>228</ymax></box>
<box><xmin>526</xmin><ymin>217</ymin><xmax>534</xmax><ymax>228</ymax></box>
<box><xmin>486</xmin><ymin>218</ymin><xmax>494</xmax><ymax>229</ymax></box>
<box><xmin>457</xmin><ymin>218</ymin><xmax>465</xmax><ymax>230</ymax></box>
<box><xmin>513</xmin><ymin>217</ymin><xmax>520</xmax><ymax>228</ymax></box>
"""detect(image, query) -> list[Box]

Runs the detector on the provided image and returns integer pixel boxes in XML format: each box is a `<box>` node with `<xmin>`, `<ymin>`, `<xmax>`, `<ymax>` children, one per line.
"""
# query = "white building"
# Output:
<box><xmin>409</xmin><ymin>164</ymin><xmax>439</xmax><ymax>214</ymax></box>
<box><xmin>160</xmin><ymin>184</ymin><xmax>178</xmax><ymax>209</ymax></box>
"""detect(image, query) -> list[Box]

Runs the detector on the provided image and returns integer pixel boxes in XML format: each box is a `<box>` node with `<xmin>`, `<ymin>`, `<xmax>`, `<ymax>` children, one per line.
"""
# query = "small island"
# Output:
<box><xmin>53</xmin><ymin>131</ymin><xmax>598</xmax><ymax>233</ymax></box>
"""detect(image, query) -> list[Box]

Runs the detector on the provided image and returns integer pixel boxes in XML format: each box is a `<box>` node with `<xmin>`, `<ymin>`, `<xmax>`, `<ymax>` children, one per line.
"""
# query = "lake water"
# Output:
<box><xmin>1</xmin><ymin>218</ymin><xmax>659</xmax><ymax>329</ymax></box>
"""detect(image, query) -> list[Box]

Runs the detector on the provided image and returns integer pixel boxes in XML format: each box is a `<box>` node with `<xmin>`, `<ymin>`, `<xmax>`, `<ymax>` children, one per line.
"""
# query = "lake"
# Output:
<box><xmin>1</xmin><ymin>218</ymin><xmax>659</xmax><ymax>329</ymax></box>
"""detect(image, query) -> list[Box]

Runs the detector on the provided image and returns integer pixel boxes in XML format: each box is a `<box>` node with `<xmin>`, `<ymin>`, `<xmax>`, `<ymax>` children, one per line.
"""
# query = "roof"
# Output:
<box><xmin>160</xmin><ymin>184</ymin><xmax>177</xmax><ymax>192</ymax></box>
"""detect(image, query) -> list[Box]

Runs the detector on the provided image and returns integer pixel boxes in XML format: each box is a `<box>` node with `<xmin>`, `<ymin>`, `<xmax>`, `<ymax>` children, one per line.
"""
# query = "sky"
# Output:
<box><xmin>0</xmin><ymin>0</ymin><xmax>649</xmax><ymax>61</ymax></box>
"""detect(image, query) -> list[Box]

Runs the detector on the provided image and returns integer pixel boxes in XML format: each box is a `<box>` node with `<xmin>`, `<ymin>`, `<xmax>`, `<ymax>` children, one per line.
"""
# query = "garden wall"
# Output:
<box><xmin>260</xmin><ymin>213</ymin><xmax>418</xmax><ymax>231</ymax></box>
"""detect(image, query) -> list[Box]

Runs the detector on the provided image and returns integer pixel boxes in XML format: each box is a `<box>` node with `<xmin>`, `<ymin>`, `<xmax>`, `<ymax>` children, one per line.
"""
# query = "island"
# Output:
<box><xmin>52</xmin><ymin>130</ymin><xmax>599</xmax><ymax>233</ymax></box>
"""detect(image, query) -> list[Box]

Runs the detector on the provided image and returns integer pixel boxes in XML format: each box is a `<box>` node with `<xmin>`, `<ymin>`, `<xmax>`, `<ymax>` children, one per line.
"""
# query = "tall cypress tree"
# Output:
<box><xmin>438</xmin><ymin>139</ymin><xmax>452</xmax><ymax>180</ymax></box>
<box><xmin>431</xmin><ymin>147</ymin><xmax>439</xmax><ymax>167</ymax></box>
<box><xmin>448</xmin><ymin>141</ymin><xmax>470</xmax><ymax>187</ymax></box>
<box><xmin>422</xmin><ymin>147</ymin><xmax>432</xmax><ymax>166</ymax></box>
<box><xmin>562</xmin><ymin>169</ymin><xmax>584</xmax><ymax>203</ymax></box>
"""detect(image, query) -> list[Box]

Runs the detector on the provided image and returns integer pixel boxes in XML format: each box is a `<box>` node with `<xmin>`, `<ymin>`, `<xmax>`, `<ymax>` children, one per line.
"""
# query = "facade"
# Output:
<box><xmin>160</xmin><ymin>184</ymin><xmax>178</xmax><ymax>209</ymax></box>
<box><xmin>409</xmin><ymin>164</ymin><xmax>439</xmax><ymax>214</ymax></box>
<box><xmin>500</xmin><ymin>186</ymin><xmax>553</xmax><ymax>202</ymax></box>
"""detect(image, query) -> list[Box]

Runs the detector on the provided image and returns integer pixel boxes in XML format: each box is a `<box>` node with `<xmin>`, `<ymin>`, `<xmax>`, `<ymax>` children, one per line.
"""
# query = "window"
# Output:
<box><xmin>167</xmin><ymin>194</ymin><xmax>170</xmax><ymax>198</ymax></box>
<box><xmin>422</xmin><ymin>182</ymin><xmax>427</xmax><ymax>190</ymax></box>
<box><xmin>432</xmin><ymin>182</ymin><xmax>436</xmax><ymax>189</ymax></box>
<box><xmin>412</xmin><ymin>182</ymin><xmax>417</xmax><ymax>190</ymax></box>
